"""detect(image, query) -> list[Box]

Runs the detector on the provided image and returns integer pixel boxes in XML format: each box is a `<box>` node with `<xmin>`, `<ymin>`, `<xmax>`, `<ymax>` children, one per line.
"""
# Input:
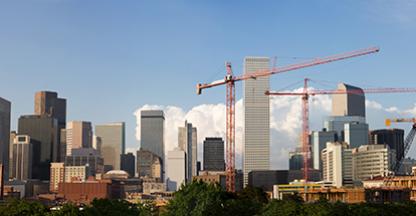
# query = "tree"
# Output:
<box><xmin>163</xmin><ymin>180</ymin><xmax>230</xmax><ymax>216</ymax></box>
<box><xmin>225</xmin><ymin>187</ymin><xmax>268</xmax><ymax>216</ymax></box>
<box><xmin>83</xmin><ymin>199</ymin><xmax>141</xmax><ymax>216</ymax></box>
<box><xmin>0</xmin><ymin>199</ymin><xmax>48</xmax><ymax>216</ymax></box>
<box><xmin>47</xmin><ymin>203</ymin><xmax>82</xmax><ymax>216</ymax></box>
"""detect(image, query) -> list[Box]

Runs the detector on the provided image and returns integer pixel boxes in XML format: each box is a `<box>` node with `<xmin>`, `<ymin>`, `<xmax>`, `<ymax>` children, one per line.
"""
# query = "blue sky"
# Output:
<box><xmin>1</xmin><ymin>0</ymin><xmax>416</xmax><ymax>155</ymax></box>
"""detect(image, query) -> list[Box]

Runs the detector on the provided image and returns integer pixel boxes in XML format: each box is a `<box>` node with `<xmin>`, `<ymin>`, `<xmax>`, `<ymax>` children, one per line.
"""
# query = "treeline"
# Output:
<box><xmin>2</xmin><ymin>181</ymin><xmax>416</xmax><ymax>216</ymax></box>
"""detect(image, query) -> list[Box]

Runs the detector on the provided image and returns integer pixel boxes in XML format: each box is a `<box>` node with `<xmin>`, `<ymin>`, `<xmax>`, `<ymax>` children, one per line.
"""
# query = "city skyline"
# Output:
<box><xmin>1</xmin><ymin>1</ymin><xmax>416</xmax><ymax>171</ymax></box>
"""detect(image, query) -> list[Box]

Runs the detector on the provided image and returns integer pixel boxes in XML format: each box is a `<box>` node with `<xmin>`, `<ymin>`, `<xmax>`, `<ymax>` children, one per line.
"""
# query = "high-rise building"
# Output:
<box><xmin>92</xmin><ymin>135</ymin><xmax>102</xmax><ymax>155</ymax></box>
<box><xmin>140</xmin><ymin>110</ymin><xmax>165</xmax><ymax>174</ymax></box>
<box><xmin>95</xmin><ymin>122</ymin><xmax>125</xmax><ymax>172</ymax></box>
<box><xmin>137</xmin><ymin>149</ymin><xmax>162</xmax><ymax>180</ymax></box>
<box><xmin>11</xmin><ymin>135</ymin><xmax>33</xmax><ymax>181</ymax></box>
<box><xmin>370</xmin><ymin>129</ymin><xmax>404</xmax><ymax>162</ymax></box>
<box><xmin>64</xmin><ymin>148</ymin><xmax>104</xmax><ymax>176</ymax></box>
<box><xmin>288</xmin><ymin>148</ymin><xmax>304</xmax><ymax>171</ymax></box>
<box><xmin>18</xmin><ymin>115</ymin><xmax>59</xmax><ymax>180</ymax></box>
<box><xmin>243</xmin><ymin>57</ymin><xmax>270</xmax><ymax>185</ymax></box>
<box><xmin>311</xmin><ymin>130</ymin><xmax>337</xmax><ymax>170</ymax></box>
<box><xmin>321</xmin><ymin>142</ymin><xmax>353</xmax><ymax>188</ymax></box>
<box><xmin>324</xmin><ymin>116</ymin><xmax>366</xmax><ymax>141</ymax></box>
<box><xmin>50</xmin><ymin>162</ymin><xmax>88</xmax><ymax>192</ymax></box>
<box><xmin>167</xmin><ymin>148</ymin><xmax>186</xmax><ymax>191</ymax></box>
<box><xmin>34</xmin><ymin>91</ymin><xmax>66</xmax><ymax>162</ymax></box>
<box><xmin>121</xmin><ymin>153</ymin><xmax>135</xmax><ymax>178</ymax></box>
<box><xmin>0</xmin><ymin>97</ymin><xmax>11</xmax><ymax>181</ymax></box>
<box><xmin>331</xmin><ymin>83</ymin><xmax>365</xmax><ymax>117</ymax></box>
<box><xmin>344</xmin><ymin>122</ymin><xmax>369</xmax><ymax>148</ymax></box>
<box><xmin>203</xmin><ymin>137</ymin><xmax>225</xmax><ymax>171</ymax></box>
<box><xmin>59</xmin><ymin>129</ymin><xmax>66</xmax><ymax>162</ymax></box>
<box><xmin>9</xmin><ymin>131</ymin><xmax>17</xmax><ymax>177</ymax></box>
<box><xmin>352</xmin><ymin>144</ymin><xmax>395</xmax><ymax>181</ymax></box>
<box><xmin>248</xmin><ymin>170</ymin><xmax>288</xmax><ymax>192</ymax></box>
<box><xmin>178</xmin><ymin>121</ymin><xmax>197</xmax><ymax>182</ymax></box>
<box><xmin>66</xmin><ymin>121</ymin><xmax>93</xmax><ymax>155</ymax></box>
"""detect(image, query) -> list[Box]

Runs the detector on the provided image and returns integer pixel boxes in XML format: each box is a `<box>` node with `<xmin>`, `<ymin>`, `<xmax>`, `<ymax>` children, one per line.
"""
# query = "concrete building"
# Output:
<box><xmin>11</xmin><ymin>135</ymin><xmax>32</xmax><ymax>181</ymax></box>
<box><xmin>248</xmin><ymin>170</ymin><xmax>289</xmax><ymax>192</ymax></box>
<box><xmin>243</xmin><ymin>57</ymin><xmax>270</xmax><ymax>185</ymax></box>
<box><xmin>289</xmin><ymin>148</ymin><xmax>307</xmax><ymax>171</ymax></box>
<box><xmin>136</xmin><ymin>149</ymin><xmax>162</xmax><ymax>180</ymax></box>
<box><xmin>344</xmin><ymin>122</ymin><xmax>369</xmax><ymax>148</ymax></box>
<box><xmin>140</xmin><ymin>110</ymin><xmax>165</xmax><ymax>173</ymax></box>
<box><xmin>332</xmin><ymin>83</ymin><xmax>365</xmax><ymax>117</ymax></box>
<box><xmin>321</xmin><ymin>142</ymin><xmax>353</xmax><ymax>188</ymax></box>
<box><xmin>311</xmin><ymin>130</ymin><xmax>337</xmax><ymax>170</ymax></box>
<box><xmin>64</xmin><ymin>148</ymin><xmax>104</xmax><ymax>176</ymax></box>
<box><xmin>58</xmin><ymin>180</ymin><xmax>110</xmax><ymax>204</ymax></box>
<box><xmin>203</xmin><ymin>137</ymin><xmax>225</xmax><ymax>171</ymax></box>
<box><xmin>59</xmin><ymin>129</ymin><xmax>66</xmax><ymax>162</ymax></box>
<box><xmin>95</xmin><ymin>122</ymin><xmax>125</xmax><ymax>171</ymax></box>
<box><xmin>18</xmin><ymin>115</ymin><xmax>59</xmax><ymax>180</ymax></box>
<box><xmin>167</xmin><ymin>148</ymin><xmax>186</xmax><ymax>191</ymax></box>
<box><xmin>352</xmin><ymin>144</ymin><xmax>395</xmax><ymax>181</ymax></box>
<box><xmin>370</xmin><ymin>129</ymin><xmax>404</xmax><ymax>162</ymax></box>
<box><xmin>92</xmin><ymin>135</ymin><xmax>102</xmax><ymax>155</ymax></box>
<box><xmin>194</xmin><ymin>171</ymin><xmax>226</xmax><ymax>189</ymax></box>
<box><xmin>66</xmin><ymin>121</ymin><xmax>93</xmax><ymax>155</ymax></box>
<box><xmin>0</xmin><ymin>97</ymin><xmax>11</xmax><ymax>181</ymax></box>
<box><xmin>34</xmin><ymin>91</ymin><xmax>66</xmax><ymax>162</ymax></box>
<box><xmin>50</xmin><ymin>162</ymin><xmax>88</xmax><ymax>192</ymax></box>
<box><xmin>178</xmin><ymin>121</ymin><xmax>197</xmax><ymax>182</ymax></box>
<box><xmin>121</xmin><ymin>153</ymin><xmax>135</xmax><ymax>178</ymax></box>
<box><xmin>9</xmin><ymin>131</ymin><xmax>17</xmax><ymax>177</ymax></box>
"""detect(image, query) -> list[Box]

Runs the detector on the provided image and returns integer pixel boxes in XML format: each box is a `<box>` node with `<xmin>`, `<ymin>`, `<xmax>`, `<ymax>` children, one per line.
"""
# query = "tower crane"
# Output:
<box><xmin>265</xmin><ymin>79</ymin><xmax>416</xmax><ymax>181</ymax></box>
<box><xmin>196</xmin><ymin>47</ymin><xmax>379</xmax><ymax>192</ymax></box>
<box><xmin>384</xmin><ymin>118</ymin><xmax>416</xmax><ymax>186</ymax></box>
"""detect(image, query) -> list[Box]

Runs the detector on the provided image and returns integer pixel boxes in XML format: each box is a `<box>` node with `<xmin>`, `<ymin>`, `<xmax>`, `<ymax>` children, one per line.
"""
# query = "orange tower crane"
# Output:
<box><xmin>266</xmin><ymin>79</ymin><xmax>416</xmax><ymax>181</ymax></box>
<box><xmin>196</xmin><ymin>47</ymin><xmax>379</xmax><ymax>192</ymax></box>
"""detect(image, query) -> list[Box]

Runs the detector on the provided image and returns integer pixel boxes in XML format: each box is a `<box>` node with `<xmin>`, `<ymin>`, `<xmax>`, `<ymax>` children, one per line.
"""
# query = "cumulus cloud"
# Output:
<box><xmin>133</xmin><ymin>90</ymin><xmax>416</xmax><ymax>170</ymax></box>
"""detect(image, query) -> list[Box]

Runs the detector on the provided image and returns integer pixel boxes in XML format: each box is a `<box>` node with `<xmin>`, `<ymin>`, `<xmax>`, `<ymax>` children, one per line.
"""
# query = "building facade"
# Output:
<box><xmin>121</xmin><ymin>153</ymin><xmax>135</xmax><ymax>178</ymax></box>
<box><xmin>324</xmin><ymin>116</ymin><xmax>366</xmax><ymax>142</ymax></box>
<box><xmin>50</xmin><ymin>162</ymin><xmax>88</xmax><ymax>192</ymax></box>
<box><xmin>344</xmin><ymin>122</ymin><xmax>369</xmax><ymax>148</ymax></box>
<box><xmin>178</xmin><ymin>121</ymin><xmax>197</xmax><ymax>182</ymax></box>
<box><xmin>331</xmin><ymin>83</ymin><xmax>365</xmax><ymax>117</ymax></box>
<box><xmin>321</xmin><ymin>142</ymin><xmax>353</xmax><ymax>188</ymax></box>
<box><xmin>311</xmin><ymin>130</ymin><xmax>337</xmax><ymax>170</ymax></box>
<box><xmin>0</xmin><ymin>97</ymin><xmax>11</xmax><ymax>181</ymax></box>
<box><xmin>140</xmin><ymin>110</ymin><xmax>165</xmax><ymax>174</ymax></box>
<box><xmin>203</xmin><ymin>137</ymin><xmax>225</xmax><ymax>171</ymax></box>
<box><xmin>370</xmin><ymin>129</ymin><xmax>404</xmax><ymax>162</ymax></box>
<box><xmin>66</xmin><ymin>121</ymin><xmax>93</xmax><ymax>155</ymax></box>
<box><xmin>11</xmin><ymin>135</ymin><xmax>32</xmax><ymax>181</ymax></box>
<box><xmin>18</xmin><ymin>115</ymin><xmax>59</xmax><ymax>180</ymax></box>
<box><xmin>95</xmin><ymin>122</ymin><xmax>125</xmax><ymax>171</ymax></box>
<box><xmin>352</xmin><ymin>144</ymin><xmax>394</xmax><ymax>181</ymax></box>
<box><xmin>34</xmin><ymin>91</ymin><xmax>66</xmax><ymax>162</ymax></box>
<box><xmin>243</xmin><ymin>57</ymin><xmax>270</xmax><ymax>185</ymax></box>
<box><xmin>64</xmin><ymin>148</ymin><xmax>104</xmax><ymax>176</ymax></box>
<box><xmin>166</xmin><ymin>148</ymin><xmax>186</xmax><ymax>191</ymax></box>
<box><xmin>136</xmin><ymin>149</ymin><xmax>162</xmax><ymax>180</ymax></box>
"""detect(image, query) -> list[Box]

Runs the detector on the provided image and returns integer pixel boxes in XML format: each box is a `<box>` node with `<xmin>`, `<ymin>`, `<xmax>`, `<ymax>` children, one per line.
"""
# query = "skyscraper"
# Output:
<box><xmin>324</xmin><ymin>116</ymin><xmax>366</xmax><ymax>141</ymax></box>
<box><xmin>136</xmin><ymin>149</ymin><xmax>162</xmax><ymax>180</ymax></box>
<box><xmin>0</xmin><ymin>97</ymin><xmax>11</xmax><ymax>181</ymax></box>
<box><xmin>166</xmin><ymin>148</ymin><xmax>186</xmax><ymax>191</ymax></box>
<box><xmin>311</xmin><ymin>130</ymin><xmax>337</xmax><ymax>170</ymax></box>
<box><xmin>140</xmin><ymin>110</ymin><xmax>165</xmax><ymax>172</ymax></box>
<box><xmin>344</xmin><ymin>121</ymin><xmax>369</xmax><ymax>148</ymax></box>
<box><xmin>121</xmin><ymin>153</ymin><xmax>135</xmax><ymax>178</ymax></box>
<box><xmin>11</xmin><ymin>135</ymin><xmax>33</xmax><ymax>181</ymax></box>
<box><xmin>243</xmin><ymin>57</ymin><xmax>270</xmax><ymax>185</ymax></box>
<box><xmin>34</xmin><ymin>91</ymin><xmax>66</xmax><ymax>162</ymax></box>
<box><xmin>331</xmin><ymin>83</ymin><xmax>365</xmax><ymax>117</ymax></box>
<box><xmin>178</xmin><ymin>121</ymin><xmax>197</xmax><ymax>182</ymax></box>
<box><xmin>95</xmin><ymin>122</ymin><xmax>125</xmax><ymax>171</ymax></box>
<box><xmin>18</xmin><ymin>115</ymin><xmax>59</xmax><ymax>180</ymax></box>
<box><xmin>66</xmin><ymin>121</ymin><xmax>93</xmax><ymax>155</ymax></box>
<box><xmin>321</xmin><ymin>142</ymin><xmax>353</xmax><ymax>188</ymax></box>
<box><xmin>370</xmin><ymin>129</ymin><xmax>404</xmax><ymax>162</ymax></box>
<box><xmin>203</xmin><ymin>137</ymin><xmax>225</xmax><ymax>171</ymax></box>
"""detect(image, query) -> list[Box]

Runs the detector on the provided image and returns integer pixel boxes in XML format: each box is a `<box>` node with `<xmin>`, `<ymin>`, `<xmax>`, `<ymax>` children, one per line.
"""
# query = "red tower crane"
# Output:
<box><xmin>266</xmin><ymin>79</ymin><xmax>416</xmax><ymax>181</ymax></box>
<box><xmin>196</xmin><ymin>47</ymin><xmax>379</xmax><ymax>192</ymax></box>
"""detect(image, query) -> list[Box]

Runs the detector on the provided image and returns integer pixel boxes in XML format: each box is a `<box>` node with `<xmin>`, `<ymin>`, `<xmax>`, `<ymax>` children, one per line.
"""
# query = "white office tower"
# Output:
<box><xmin>167</xmin><ymin>148</ymin><xmax>186</xmax><ymax>191</ymax></box>
<box><xmin>321</xmin><ymin>142</ymin><xmax>353</xmax><ymax>188</ymax></box>
<box><xmin>353</xmin><ymin>144</ymin><xmax>395</xmax><ymax>181</ymax></box>
<box><xmin>243</xmin><ymin>57</ymin><xmax>270</xmax><ymax>185</ymax></box>
<box><xmin>178</xmin><ymin>121</ymin><xmax>197</xmax><ymax>182</ymax></box>
<box><xmin>332</xmin><ymin>83</ymin><xmax>366</xmax><ymax>118</ymax></box>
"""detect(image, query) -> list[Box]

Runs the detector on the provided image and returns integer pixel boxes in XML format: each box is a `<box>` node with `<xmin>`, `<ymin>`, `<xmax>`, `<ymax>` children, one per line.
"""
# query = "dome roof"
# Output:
<box><xmin>105</xmin><ymin>170</ymin><xmax>129</xmax><ymax>175</ymax></box>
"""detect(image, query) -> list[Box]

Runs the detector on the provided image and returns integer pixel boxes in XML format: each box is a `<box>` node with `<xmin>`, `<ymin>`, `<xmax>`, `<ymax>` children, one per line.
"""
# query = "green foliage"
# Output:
<box><xmin>0</xmin><ymin>199</ymin><xmax>48</xmax><ymax>216</ymax></box>
<box><xmin>225</xmin><ymin>187</ymin><xmax>268</xmax><ymax>216</ymax></box>
<box><xmin>47</xmin><ymin>203</ymin><xmax>82</xmax><ymax>216</ymax></box>
<box><xmin>83</xmin><ymin>199</ymin><xmax>142</xmax><ymax>216</ymax></box>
